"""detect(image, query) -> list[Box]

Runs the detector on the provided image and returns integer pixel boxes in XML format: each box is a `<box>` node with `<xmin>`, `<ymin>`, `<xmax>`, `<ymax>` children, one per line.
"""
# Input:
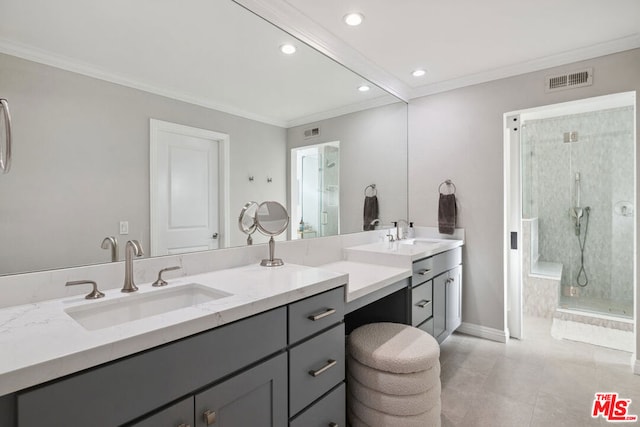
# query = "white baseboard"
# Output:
<box><xmin>457</xmin><ymin>322</ymin><xmax>509</xmax><ymax>343</ymax></box>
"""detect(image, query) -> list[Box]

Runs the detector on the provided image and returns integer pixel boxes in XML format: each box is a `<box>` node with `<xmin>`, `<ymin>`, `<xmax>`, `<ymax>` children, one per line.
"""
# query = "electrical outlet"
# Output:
<box><xmin>119</xmin><ymin>221</ymin><xmax>129</xmax><ymax>235</ymax></box>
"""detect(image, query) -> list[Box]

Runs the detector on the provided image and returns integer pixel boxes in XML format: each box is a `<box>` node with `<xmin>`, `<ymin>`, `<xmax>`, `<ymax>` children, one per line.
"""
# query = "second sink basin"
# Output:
<box><xmin>65</xmin><ymin>283</ymin><xmax>232</xmax><ymax>331</ymax></box>
<box><xmin>399</xmin><ymin>238</ymin><xmax>444</xmax><ymax>247</ymax></box>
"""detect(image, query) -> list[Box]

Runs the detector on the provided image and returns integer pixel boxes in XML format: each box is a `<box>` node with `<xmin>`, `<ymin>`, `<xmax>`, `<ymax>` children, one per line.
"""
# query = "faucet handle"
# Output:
<box><xmin>66</xmin><ymin>280</ymin><xmax>105</xmax><ymax>299</ymax></box>
<box><xmin>152</xmin><ymin>266</ymin><xmax>181</xmax><ymax>287</ymax></box>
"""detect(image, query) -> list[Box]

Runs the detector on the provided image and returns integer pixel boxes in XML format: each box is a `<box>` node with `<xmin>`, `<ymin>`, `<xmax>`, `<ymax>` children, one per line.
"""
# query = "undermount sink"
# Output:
<box><xmin>65</xmin><ymin>283</ymin><xmax>232</xmax><ymax>331</ymax></box>
<box><xmin>399</xmin><ymin>238</ymin><xmax>445</xmax><ymax>246</ymax></box>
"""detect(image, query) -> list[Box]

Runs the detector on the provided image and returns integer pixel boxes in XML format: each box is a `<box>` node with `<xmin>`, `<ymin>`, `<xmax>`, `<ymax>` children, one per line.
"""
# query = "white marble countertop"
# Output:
<box><xmin>0</xmin><ymin>263</ymin><xmax>346</xmax><ymax>396</ymax></box>
<box><xmin>345</xmin><ymin>237</ymin><xmax>464</xmax><ymax>267</ymax></box>
<box><xmin>319</xmin><ymin>261</ymin><xmax>411</xmax><ymax>303</ymax></box>
<box><xmin>0</xmin><ymin>233</ymin><xmax>464</xmax><ymax>397</ymax></box>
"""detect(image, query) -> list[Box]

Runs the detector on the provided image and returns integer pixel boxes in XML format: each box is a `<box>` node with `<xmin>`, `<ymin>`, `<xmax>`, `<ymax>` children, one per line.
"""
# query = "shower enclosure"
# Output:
<box><xmin>521</xmin><ymin>102</ymin><xmax>635</xmax><ymax>318</ymax></box>
<box><xmin>291</xmin><ymin>142</ymin><xmax>340</xmax><ymax>239</ymax></box>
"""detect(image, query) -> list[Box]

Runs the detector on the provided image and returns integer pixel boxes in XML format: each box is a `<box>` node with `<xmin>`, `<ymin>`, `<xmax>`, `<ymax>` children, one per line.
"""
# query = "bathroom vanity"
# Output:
<box><xmin>17</xmin><ymin>288</ymin><xmax>346</xmax><ymax>427</ymax></box>
<box><xmin>0</xmin><ymin>230</ymin><xmax>463</xmax><ymax>426</ymax></box>
<box><xmin>339</xmin><ymin>237</ymin><xmax>464</xmax><ymax>343</ymax></box>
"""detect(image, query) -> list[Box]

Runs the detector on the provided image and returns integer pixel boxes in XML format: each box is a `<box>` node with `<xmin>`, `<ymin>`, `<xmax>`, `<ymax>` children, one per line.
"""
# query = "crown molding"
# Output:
<box><xmin>232</xmin><ymin>0</ymin><xmax>412</xmax><ymax>102</ymax></box>
<box><xmin>0</xmin><ymin>38</ymin><xmax>288</xmax><ymax>128</ymax></box>
<box><xmin>285</xmin><ymin>94</ymin><xmax>400</xmax><ymax>128</ymax></box>
<box><xmin>410</xmin><ymin>33</ymin><xmax>640</xmax><ymax>100</ymax></box>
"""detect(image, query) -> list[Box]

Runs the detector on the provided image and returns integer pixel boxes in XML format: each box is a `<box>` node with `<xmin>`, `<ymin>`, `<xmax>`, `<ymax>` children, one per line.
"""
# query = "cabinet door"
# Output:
<box><xmin>432</xmin><ymin>275</ymin><xmax>447</xmax><ymax>340</ymax></box>
<box><xmin>446</xmin><ymin>265</ymin><xmax>463</xmax><ymax>333</ymax></box>
<box><xmin>195</xmin><ymin>352</ymin><xmax>287</xmax><ymax>427</ymax></box>
<box><xmin>131</xmin><ymin>397</ymin><xmax>194</xmax><ymax>427</ymax></box>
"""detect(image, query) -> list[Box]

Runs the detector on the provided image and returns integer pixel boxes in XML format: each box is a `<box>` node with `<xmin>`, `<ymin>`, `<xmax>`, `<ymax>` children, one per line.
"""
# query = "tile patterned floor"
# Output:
<box><xmin>440</xmin><ymin>316</ymin><xmax>640</xmax><ymax>426</ymax></box>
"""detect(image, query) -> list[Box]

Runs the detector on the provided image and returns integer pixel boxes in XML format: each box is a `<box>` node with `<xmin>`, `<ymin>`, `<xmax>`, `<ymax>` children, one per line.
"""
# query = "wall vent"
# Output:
<box><xmin>545</xmin><ymin>68</ymin><xmax>593</xmax><ymax>92</ymax></box>
<box><xmin>303</xmin><ymin>127</ymin><xmax>320</xmax><ymax>139</ymax></box>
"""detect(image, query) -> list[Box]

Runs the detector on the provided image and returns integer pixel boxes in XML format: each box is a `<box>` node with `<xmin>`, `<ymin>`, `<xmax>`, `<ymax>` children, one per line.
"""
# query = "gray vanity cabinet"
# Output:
<box><xmin>12</xmin><ymin>286</ymin><xmax>346</xmax><ymax>427</ymax></box>
<box><xmin>287</xmin><ymin>287</ymin><xmax>346</xmax><ymax>427</ymax></box>
<box><xmin>16</xmin><ymin>307</ymin><xmax>287</xmax><ymax>427</ymax></box>
<box><xmin>411</xmin><ymin>247</ymin><xmax>462</xmax><ymax>343</ymax></box>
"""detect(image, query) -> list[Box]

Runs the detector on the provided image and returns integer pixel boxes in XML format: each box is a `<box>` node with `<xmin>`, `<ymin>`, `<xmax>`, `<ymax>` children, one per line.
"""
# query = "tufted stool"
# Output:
<box><xmin>347</xmin><ymin>322</ymin><xmax>441</xmax><ymax>427</ymax></box>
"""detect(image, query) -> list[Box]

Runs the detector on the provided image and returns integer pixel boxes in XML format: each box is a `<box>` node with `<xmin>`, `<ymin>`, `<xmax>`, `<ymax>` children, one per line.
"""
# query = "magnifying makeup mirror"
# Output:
<box><xmin>255</xmin><ymin>201</ymin><xmax>290</xmax><ymax>267</ymax></box>
<box><xmin>238</xmin><ymin>201</ymin><xmax>259</xmax><ymax>245</ymax></box>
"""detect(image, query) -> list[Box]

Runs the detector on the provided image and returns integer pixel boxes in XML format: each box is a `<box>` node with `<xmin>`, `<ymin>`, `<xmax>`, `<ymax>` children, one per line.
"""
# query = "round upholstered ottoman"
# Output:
<box><xmin>347</xmin><ymin>322</ymin><xmax>441</xmax><ymax>427</ymax></box>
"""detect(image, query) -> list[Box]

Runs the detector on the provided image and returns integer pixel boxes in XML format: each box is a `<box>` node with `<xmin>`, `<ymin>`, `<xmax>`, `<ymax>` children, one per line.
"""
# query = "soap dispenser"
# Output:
<box><xmin>408</xmin><ymin>222</ymin><xmax>415</xmax><ymax>238</ymax></box>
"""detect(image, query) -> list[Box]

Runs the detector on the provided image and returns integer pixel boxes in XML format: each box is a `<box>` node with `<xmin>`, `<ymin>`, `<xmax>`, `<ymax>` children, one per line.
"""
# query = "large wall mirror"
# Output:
<box><xmin>0</xmin><ymin>0</ymin><xmax>408</xmax><ymax>276</ymax></box>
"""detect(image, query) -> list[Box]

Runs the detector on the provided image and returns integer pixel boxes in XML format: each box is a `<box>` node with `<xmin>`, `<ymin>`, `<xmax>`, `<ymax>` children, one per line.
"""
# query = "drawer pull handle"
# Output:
<box><xmin>418</xmin><ymin>269</ymin><xmax>432</xmax><ymax>276</ymax></box>
<box><xmin>416</xmin><ymin>299</ymin><xmax>431</xmax><ymax>308</ymax></box>
<box><xmin>203</xmin><ymin>409</ymin><xmax>217</xmax><ymax>425</ymax></box>
<box><xmin>308</xmin><ymin>308</ymin><xmax>336</xmax><ymax>321</ymax></box>
<box><xmin>309</xmin><ymin>359</ymin><xmax>337</xmax><ymax>377</ymax></box>
<box><xmin>329</xmin><ymin>423</ymin><xmax>339</xmax><ymax>427</ymax></box>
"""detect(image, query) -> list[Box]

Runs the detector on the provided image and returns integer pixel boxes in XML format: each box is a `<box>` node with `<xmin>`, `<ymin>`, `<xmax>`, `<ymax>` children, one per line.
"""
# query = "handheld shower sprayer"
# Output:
<box><xmin>569</xmin><ymin>171</ymin><xmax>590</xmax><ymax>287</ymax></box>
<box><xmin>570</xmin><ymin>172</ymin><xmax>584</xmax><ymax>235</ymax></box>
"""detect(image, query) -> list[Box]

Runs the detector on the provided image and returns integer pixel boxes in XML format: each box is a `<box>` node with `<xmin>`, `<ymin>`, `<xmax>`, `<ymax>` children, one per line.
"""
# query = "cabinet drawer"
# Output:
<box><xmin>288</xmin><ymin>287</ymin><xmax>345</xmax><ymax>344</ymax></box>
<box><xmin>418</xmin><ymin>317</ymin><xmax>434</xmax><ymax>337</ymax></box>
<box><xmin>131</xmin><ymin>397</ymin><xmax>194</xmax><ymax>427</ymax></box>
<box><xmin>412</xmin><ymin>257</ymin><xmax>434</xmax><ymax>286</ymax></box>
<box><xmin>289</xmin><ymin>383</ymin><xmax>345</xmax><ymax>427</ymax></box>
<box><xmin>433</xmin><ymin>247</ymin><xmax>462</xmax><ymax>275</ymax></box>
<box><xmin>411</xmin><ymin>281</ymin><xmax>433</xmax><ymax>326</ymax></box>
<box><xmin>289</xmin><ymin>323</ymin><xmax>345</xmax><ymax>416</ymax></box>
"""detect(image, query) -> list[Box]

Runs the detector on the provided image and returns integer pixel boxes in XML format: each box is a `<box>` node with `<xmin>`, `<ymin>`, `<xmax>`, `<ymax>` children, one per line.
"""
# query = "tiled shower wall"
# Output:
<box><xmin>522</xmin><ymin>106</ymin><xmax>634</xmax><ymax>304</ymax></box>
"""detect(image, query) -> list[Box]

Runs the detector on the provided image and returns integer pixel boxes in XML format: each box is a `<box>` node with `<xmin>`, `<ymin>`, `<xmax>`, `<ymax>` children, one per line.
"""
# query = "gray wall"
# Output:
<box><xmin>408</xmin><ymin>48</ymin><xmax>640</xmax><ymax>337</ymax></box>
<box><xmin>287</xmin><ymin>102</ymin><xmax>408</xmax><ymax>234</ymax></box>
<box><xmin>0</xmin><ymin>53</ymin><xmax>286</xmax><ymax>274</ymax></box>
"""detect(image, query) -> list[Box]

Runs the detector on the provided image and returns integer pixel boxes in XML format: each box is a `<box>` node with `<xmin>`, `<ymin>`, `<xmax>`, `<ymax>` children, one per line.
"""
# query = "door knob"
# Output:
<box><xmin>212</xmin><ymin>233</ymin><xmax>219</xmax><ymax>239</ymax></box>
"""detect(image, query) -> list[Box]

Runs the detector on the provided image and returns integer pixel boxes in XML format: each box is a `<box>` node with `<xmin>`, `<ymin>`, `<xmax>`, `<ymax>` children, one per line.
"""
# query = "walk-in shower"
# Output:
<box><xmin>521</xmin><ymin>98</ymin><xmax>635</xmax><ymax>320</ymax></box>
<box><xmin>290</xmin><ymin>142</ymin><xmax>340</xmax><ymax>239</ymax></box>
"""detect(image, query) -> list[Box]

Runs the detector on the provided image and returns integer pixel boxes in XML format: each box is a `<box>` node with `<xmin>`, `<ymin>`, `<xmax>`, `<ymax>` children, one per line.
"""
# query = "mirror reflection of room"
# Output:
<box><xmin>291</xmin><ymin>141</ymin><xmax>340</xmax><ymax>239</ymax></box>
<box><xmin>0</xmin><ymin>0</ymin><xmax>408</xmax><ymax>276</ymax></box>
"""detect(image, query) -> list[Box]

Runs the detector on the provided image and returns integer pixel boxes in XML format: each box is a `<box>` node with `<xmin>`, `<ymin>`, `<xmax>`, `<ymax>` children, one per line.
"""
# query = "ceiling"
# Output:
<box><xmin>243</xmin><ymin>0</ymin><xmax>640</xmax><ymax>100</ymax></box>
<box><xmin>1</xmin><ymin>0</ymin><xmax>638</xmax><ymax>126</ymax></box>
<box><xmin>0</xmin><ymin>0</ymin><xmax>393</xmax><ymax>128</ymax></box>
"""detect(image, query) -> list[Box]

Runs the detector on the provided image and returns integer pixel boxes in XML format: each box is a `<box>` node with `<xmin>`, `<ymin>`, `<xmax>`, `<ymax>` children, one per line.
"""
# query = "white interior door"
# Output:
<box><xmin>150</xmin><ymin>120</ymin><xmax>230</xmax><ymax>256</ymax></box>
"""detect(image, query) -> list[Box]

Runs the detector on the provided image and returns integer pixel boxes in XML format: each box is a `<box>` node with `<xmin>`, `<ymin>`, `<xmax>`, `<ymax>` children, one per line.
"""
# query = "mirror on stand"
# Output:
<box><xmin>255</xmin><ymin>201</ymin><xmax>290</xmax><ymax>267</ymax></box>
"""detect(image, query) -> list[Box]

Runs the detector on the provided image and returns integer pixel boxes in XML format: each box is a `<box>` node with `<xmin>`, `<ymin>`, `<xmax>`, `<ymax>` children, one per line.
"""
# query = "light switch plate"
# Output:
<box><xmin>119</xmin><ymin>221</ymin><xmax>129</xmax><ymax>235</ymax></box>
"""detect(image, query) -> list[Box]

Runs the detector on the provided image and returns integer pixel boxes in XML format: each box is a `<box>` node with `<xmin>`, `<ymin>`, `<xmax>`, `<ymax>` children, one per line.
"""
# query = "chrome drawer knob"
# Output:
<box><xmin>203</xmin><ymin>409</ymin><xmax>217</xmax><ymax>425</ymax></box>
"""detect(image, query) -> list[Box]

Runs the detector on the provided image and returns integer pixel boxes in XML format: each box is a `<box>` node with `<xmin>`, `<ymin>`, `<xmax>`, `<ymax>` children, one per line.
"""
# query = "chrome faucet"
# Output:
<box><xmin>369</xmin><ymin>219</ymin><xmax>381</xmax><ymax>228</ymax></box>
<box><xmin>101</xmin><ymin>236</ymin><xmax>118</xmax><ymax>262</ymax></box>
<box><xmin>122</xmin><ymin>240</ymin><xmax>144</xmax><ymax>293</ymax></box>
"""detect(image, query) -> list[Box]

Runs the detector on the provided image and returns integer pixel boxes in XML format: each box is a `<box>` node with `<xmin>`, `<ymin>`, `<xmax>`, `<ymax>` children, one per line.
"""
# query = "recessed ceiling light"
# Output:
<box><xmin>344</xmin><ymin>12</ymin><xmax>364</xmax><ymax>26</ymax></box>
<box><xmin>358</xmin><ymin>84</ymin><xmax>371</xmax><ymax>92</ymax></box>
<box><xmin>412</xmin><ymin>69</ymin><xmax>426</xmax><ymax>77</ymax></box>
<box><xmin>280</xmin><ymin>44</ymin><xmax>296</xmax><ymax>55</ymax></box>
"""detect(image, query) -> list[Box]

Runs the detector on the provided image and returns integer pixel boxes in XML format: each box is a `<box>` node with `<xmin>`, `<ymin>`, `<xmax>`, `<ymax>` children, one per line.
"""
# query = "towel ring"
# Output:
<box><xmin>438</xmin><ymin>179</ymin><xmax>456</xmax><ymax>195</ymax></box>
<box><xmin>364</xmin><ymin>184</ymin><xmax>377</xmax><ymax>197</ymax></box>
